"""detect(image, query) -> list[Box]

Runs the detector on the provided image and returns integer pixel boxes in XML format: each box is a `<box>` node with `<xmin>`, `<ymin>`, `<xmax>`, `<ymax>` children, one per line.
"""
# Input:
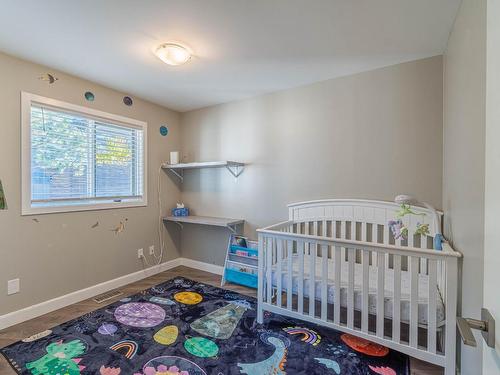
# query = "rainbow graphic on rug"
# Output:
<box><xmin>109</xmin><ymin>340</ymin><xmax>138</xmax><ymax>359</ymax></box>
<box><xmin>282</xmin><ymin>326</ymin><xmax>322</xmax><ymax>346</ymax></box>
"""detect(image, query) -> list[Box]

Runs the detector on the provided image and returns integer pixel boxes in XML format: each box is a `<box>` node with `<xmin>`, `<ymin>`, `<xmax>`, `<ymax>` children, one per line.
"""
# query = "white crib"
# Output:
<box><xmin>256</xmin><ymin>199</ymin><xmax>461</xmax><ymax>375</ymax></box>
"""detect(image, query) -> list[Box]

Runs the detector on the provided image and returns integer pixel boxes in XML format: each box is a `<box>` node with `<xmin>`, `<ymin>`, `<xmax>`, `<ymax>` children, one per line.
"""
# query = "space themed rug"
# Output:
<box><xmin>0</xmin><ymin>277</ymin><xmax>409</xmax><ymax>374</ymax></box>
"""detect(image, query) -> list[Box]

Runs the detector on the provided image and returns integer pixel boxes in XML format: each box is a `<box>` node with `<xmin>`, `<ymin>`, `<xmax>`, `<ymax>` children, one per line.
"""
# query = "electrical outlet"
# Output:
<box><xmin>137</xmin><ymin>248</ymin><xmax>144</xmax><ymax>259</ymax></box>
<box><xmin>7</xmin><ymin>279</ymin><xmax>20</xmax><ymax>295</ymax></box>
<box><xmin>149</xmin><ymin>245</ymin><xmax>155</xmax><ymax>255</ymax></box>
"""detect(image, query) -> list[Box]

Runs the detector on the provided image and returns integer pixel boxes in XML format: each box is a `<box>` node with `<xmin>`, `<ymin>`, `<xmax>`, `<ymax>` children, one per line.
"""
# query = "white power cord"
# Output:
<box><xmin>140</xmin><ymin>165</ymin><xmax>165</xmax><ymax>267</ymax></box>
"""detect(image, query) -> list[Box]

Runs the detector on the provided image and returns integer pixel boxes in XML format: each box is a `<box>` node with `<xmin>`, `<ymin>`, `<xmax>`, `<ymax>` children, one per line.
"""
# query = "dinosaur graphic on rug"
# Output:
<box><xmin>238</xmin><ymin>336</ymin><xmax>287</xmax><ymax>375</ymax></box>
<box><xmin>25</xmin><ymin>339</ymin><xmax>86</xmax><ymax>375</ymax></box>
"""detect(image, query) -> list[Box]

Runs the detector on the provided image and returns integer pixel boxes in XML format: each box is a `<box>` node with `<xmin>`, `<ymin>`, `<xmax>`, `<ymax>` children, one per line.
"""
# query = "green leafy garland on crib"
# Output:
<box><xmin>388</xmin><ymin>203</ymin><xmax>430</xmax><ymax>240</ymax></box>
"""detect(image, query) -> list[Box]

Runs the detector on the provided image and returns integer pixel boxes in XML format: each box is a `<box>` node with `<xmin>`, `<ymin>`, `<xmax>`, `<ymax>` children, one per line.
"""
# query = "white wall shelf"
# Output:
<box><xmin>163</xmin><ymin>215</ymin><xmax>244</xmax><ymax>233</ymax></box>
<box><xmin>162</xmin><ymin>161</ymin><xmax>244</xmax><ymax>182</ymax></box>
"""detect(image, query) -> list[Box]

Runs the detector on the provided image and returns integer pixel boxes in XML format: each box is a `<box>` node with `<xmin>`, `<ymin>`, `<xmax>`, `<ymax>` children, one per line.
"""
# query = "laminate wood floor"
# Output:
<box><xmin>0</xmin><ymin>266</ymin><xmax>442</xmax><ymax>375</ymax></box>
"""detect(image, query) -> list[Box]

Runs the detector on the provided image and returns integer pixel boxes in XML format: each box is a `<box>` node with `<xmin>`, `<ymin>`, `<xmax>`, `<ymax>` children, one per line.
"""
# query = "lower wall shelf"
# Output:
<box><xmin>163</xmin><ymin>215</ymin><xmax>244</xmax><ymax>233</ymax></box>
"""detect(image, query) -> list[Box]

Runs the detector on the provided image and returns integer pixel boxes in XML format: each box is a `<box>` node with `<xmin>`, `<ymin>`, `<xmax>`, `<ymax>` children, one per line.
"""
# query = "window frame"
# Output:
<box><xmin>21</xmin><ymin>92</ymin><xmax>148</xmax><ymax>215</ymax></box>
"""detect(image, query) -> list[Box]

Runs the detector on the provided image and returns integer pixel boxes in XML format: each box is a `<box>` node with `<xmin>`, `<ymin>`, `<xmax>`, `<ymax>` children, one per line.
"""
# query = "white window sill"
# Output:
<box><xmin>22</xmin><ymin>198</ymin><xmax>147</xmax><ymax>216</ymax></box>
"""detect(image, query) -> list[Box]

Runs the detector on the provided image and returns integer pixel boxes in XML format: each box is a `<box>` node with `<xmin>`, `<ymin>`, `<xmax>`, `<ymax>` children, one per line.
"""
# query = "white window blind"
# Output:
<box><xmin>22</xmin><ymin>93</ymin><xmax>147</xmax><ymax>214</ymax></box>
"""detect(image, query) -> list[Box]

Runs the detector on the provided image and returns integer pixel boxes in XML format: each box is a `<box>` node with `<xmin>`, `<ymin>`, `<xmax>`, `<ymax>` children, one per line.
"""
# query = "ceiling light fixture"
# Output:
<box><xmin>155</xmin><ymin>43</ymin><xmax>192</xmax><ymax>66</ymax></box>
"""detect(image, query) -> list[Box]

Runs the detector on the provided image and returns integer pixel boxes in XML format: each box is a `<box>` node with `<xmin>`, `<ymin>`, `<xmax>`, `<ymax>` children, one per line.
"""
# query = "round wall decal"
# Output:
<box><xmin>123</xmin><ymin>96</ymin><xmax>133</xmax><ymax>106</ymax></box>
<box><xmin>159</xmin><ymin>125</ymin><xmax>169</xmax><ymax>136</ymax></box>
<box><xmin>84</xmin><ymin>91</ymin><xmax>95</xmax><ymax>101</ymax></box>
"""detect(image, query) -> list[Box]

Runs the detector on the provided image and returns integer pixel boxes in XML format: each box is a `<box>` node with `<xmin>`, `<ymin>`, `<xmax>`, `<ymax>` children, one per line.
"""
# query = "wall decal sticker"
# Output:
<box><xmin>0</xmin><ymin>179</ymin><xmax>6</xmax><ymax>209</ymax></box>
<box><xmin>159</xmin><ymin>126</ymin><xmax>168</xmax><ymax>136</ymax></box>
<box><xmin>84</xmin><ymin>91</ymin><xmax>95</xmax><ymax>101</ymax></box>
<box><xmin>38</xmin><ymin>73</ymin><xmax>58</xmax><ymax>84</ymax></box>
<box><xmin>123</xmin><ymin>96</ymin><xmax>133</xmax><ymax>106</ymax></box>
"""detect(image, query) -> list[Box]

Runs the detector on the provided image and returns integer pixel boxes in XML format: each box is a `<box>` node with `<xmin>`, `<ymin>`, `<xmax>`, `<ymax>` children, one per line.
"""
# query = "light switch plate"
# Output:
<box><xmin>7</xmin><ymin>278</ymin><xmax>20</xmax><ymax>295</ymax></box>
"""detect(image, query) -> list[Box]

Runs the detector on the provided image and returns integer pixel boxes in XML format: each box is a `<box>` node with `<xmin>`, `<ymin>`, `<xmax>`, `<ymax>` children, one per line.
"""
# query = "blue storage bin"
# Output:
<box><xmin>172</xmin><ymin>207</ymin><xmax>189</xmax><ymax>216</ymax></box>
<box><xmin>230</xmin><ymin>245</ymin><xmax>258</xmax><ymax>258</ymax></box>
<box><xmin>225</xmin><ymin>268</ymin><xmax>258</xmax><ymax>289</ymax></box>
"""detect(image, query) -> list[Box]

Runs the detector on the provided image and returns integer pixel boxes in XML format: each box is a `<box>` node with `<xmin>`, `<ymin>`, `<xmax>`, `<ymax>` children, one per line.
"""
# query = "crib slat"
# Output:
<box><xmin>372</xmin><ymin>224</ymin><xmax>378</xmax><ymax>265</ymax></box>
<box><xmin>321</xmin><ymin>244</ymin><xmax>328</xmax><ymax>321</ymax></box>
<box><xmin>420</xmin><ymin>234</ymin><xmax>428</xmax><ymax>274</ymax></box>
<box><xmin>309</xmin><ymin>241</ymin><xmax>316</xmax><ymax>318</ymax></box>
<box><xmin>287</xmin><ymin>240</ymin><xmax>293</xmax><ymax>310</ymax></box>
<box><xmin>266</xmin><ymin>237</ymin><xmax>273</xmax><ymax>305</ymax></box>
<box><xmin>384</xmin><ymin>225</ymin><xmax>390</xmax><ymax>269</ymax></box>
<box><xmin>257</xmin><ymin>235</ymin><xmax>265</xmax><ymax>323</ymax></box>
<box><xmin>428</xmin><ymin>259</ymin><xmax>437</xmax><ymax>353</ymax></box>
<box><xmin>376</xmin><ymin>253</ymin><xmax>385</xmax><ymax>338</ymax></box>
<box><xmin>298</xmin><ymin>241</ymin><xmax>304</xmax><ymax>314</ymax></box>
<box><xmin>361</xmin><ymin>250</ymin><xmax>369</xmax><ymax>333</ymax></box>
<box><xmin>334</xmin><ymin>246</ymin><xmax>341</xmax><ymax>325</ymax></box>
<box><xmin>351</xmin><ymin>221</ymin><xmax>355</xmax><ymax>240</ymax></box>
<box><xmin>410</xmin><ymin>256</ymin><xmax>419</xmax><ymax>348</ymax></box>
<box><xmin>393</xmin><ymin>254</ymin><xmax>402</xmax><ymax>343</ymax></box>
<box><xmin>276</xmin><ymin>239</ymin><xmax>283</xmax><ymax>308</ymax></box>
<box><xmin>347</xmin><ymin>248</ymin><xmax>355</xmax><ymax>329</ymax></box>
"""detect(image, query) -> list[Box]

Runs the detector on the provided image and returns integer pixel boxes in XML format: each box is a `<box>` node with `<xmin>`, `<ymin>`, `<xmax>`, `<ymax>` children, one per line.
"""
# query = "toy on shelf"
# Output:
<box><xmin>172</xmin><ymin>203</ymin><xmax>189</xmax><ymax>217</ymax></box>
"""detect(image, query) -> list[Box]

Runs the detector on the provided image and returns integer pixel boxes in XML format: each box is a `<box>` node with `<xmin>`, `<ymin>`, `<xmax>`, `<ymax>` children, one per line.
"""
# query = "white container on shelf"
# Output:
<box><xmin>170</xmin><ymin>151</ymin><xmax>180</xmax><ymax>165</ymax></box>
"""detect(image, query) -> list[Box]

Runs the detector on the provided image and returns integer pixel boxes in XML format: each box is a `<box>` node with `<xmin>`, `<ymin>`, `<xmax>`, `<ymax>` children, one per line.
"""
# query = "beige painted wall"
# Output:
<box><xmin>484</xmin><ymin>0</ymin><xmax>500</xmax><ymax>372</ymax></box>
<box><xmin>443</xmin><ymin>0</ymin><xmax>487</xmax><ymax>373</ymax></box>
<box><xmin>0</xmin><ymin>52</ymin><xmax>181</xmax><ymax>315</ymax></box>
<box><xmin>179</xmin><ymin>56</ymin><xmax>443</xmax><ymax>266</ymax></box>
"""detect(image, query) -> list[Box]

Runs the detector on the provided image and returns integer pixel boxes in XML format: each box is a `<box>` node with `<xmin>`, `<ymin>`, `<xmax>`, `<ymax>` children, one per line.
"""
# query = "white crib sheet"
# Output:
<box><xmin>270</xmin><ymin>254</ymin><xmax>445</xmax><ymax>325</ymax></box>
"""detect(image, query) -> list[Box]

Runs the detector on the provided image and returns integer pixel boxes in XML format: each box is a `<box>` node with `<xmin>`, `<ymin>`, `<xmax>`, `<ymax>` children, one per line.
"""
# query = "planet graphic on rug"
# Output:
<box><xmin>174</xmin><ymin>291</ymin><xmax>203</xmax><ymax>305</ymax></box>
<box><xmin>340</xmin><ymin>333</ymin><xmax>389</xmax><ymax>357</ymax></box>
<box><xmin>143</xmin><ymin>356</ymin><xmax>207</xmax><ymax>375</ymax></box>
<box><xmin>98</xmin><ymin>323</ymin><xmax>117</xmax><ymax>335</ymax></box>
<box><xmin>184</xmin><ymin>337</ymin><xmax>219</xmax><ymax>358</ymax></box>
<box><xmin>114</xmin><ymin>302</ymin><xmax>166</xmax><ymax>328</ymax></box>
<box><xmin>153</xmin><ymin>325</ymin><xmax>178</xmax><ymax>346</ymax></box>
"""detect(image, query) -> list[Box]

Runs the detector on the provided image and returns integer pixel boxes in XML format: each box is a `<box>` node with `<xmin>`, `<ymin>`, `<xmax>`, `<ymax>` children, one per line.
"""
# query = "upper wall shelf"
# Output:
<box><xmin>162</xmin><ymin>161</ymin><xmax>245</xmax><ymax>182</ymax></box>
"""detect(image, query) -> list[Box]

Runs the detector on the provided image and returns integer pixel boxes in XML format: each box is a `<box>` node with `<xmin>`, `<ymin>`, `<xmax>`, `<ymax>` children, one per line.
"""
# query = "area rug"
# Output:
<box><xmin>0</xmin><ymin>277</ymin><xmax>409</xmax><ymax>374</ymax></box>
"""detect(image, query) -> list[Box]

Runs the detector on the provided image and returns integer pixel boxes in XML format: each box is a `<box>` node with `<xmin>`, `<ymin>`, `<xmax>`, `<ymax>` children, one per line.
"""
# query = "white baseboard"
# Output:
<box><xmin>0</xmin><ymin>257</ymin><xmax>224</xmax><ymax>331</ymax></box>
<box><xmin>0</xmin><ymin>258</ymin><xmax>182</xmax><ymax>331</ymax></box>
<box><xmin>179</xmin><ymin>257</ymin><xmax>224</xmax><ymax>275</ymax></box>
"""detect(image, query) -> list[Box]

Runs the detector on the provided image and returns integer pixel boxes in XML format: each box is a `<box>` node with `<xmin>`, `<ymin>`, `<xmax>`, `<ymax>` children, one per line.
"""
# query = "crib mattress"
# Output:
<box><xmin>270</xmin><ymin>254</ymin><xmax>445</xmax><ymax>325</ymax></box>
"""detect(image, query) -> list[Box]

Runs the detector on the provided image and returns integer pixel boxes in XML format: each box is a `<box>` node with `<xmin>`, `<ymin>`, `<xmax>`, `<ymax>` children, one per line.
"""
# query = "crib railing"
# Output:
<box><xmin>257</xmin><ymin>220</ymin><xmax>460</xmax><ymax>374</ymax></box>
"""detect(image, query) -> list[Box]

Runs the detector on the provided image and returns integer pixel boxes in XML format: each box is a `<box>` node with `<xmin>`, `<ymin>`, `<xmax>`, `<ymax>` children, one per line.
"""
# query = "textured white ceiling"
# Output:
<box><xmin>0</xmin><ymin>0</ymin><xmax>460</xmax><ymax>111</ymax></box>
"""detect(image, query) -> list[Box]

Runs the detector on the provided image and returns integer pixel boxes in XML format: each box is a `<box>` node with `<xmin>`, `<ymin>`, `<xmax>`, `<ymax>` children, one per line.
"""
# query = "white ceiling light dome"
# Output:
<box><xmin>155</xmin><ymin>43</ymin><xmax>192</xmax><ymax>66</ymax></box>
